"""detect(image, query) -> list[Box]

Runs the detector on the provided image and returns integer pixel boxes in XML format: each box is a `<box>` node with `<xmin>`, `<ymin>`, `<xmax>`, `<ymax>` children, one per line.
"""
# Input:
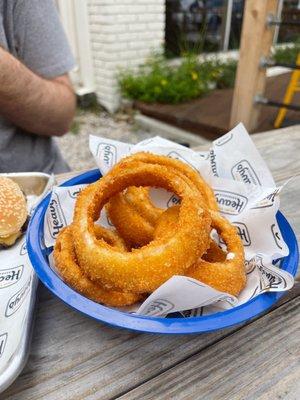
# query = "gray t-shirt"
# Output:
<box><xmin>0</xmin><ymin>0</ymin><xmax>75</xmax><ymax>173</ymax></box>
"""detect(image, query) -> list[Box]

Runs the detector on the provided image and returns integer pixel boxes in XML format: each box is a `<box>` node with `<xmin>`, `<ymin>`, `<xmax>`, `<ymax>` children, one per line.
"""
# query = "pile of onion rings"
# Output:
<box><xmin>53</xmin><ymin>152</ymin><xmax>246</xmax><ymax>307</ymax></box>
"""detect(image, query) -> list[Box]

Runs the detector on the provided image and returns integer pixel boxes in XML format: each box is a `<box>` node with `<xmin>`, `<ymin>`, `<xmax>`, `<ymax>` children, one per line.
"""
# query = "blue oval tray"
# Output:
<box><xmin>26</xmin><ymin>169</ymin><xmax>299</xmax><ymax>334</ymax></box>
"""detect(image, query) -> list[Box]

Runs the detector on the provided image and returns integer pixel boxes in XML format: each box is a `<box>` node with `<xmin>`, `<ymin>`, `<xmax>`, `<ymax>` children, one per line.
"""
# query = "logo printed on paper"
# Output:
<box><xmin>233</xmin><ymin>222</ymin><xmax>251</xmax><ymax>246</ymax></box>
<box><xmin>198</xmin><ymin>151</ymin><xmax>210</xmax><ymax>160</ymax></box>
<box><xmin>0</xmin><ymin>333</ymin><xmax>8</xmax><ymax>358</ymax></box>
<box><xmin>244</xmin><ymin>258</ymin><xmax>256</xmax><ymax>274</ymax></box>
<box><xmin>47</xmin><ymin>193</ymin><xmax>67</xmax><ymax>239</ymax></box>
<box><xmin>68</xmin><ymin>187</ymin><xmax>82</xmax><ymax>199</ymax></box>
<box><xmin>252</xmin><ymin>188</ymin><xmax>280</xmax><ymax>209</ymax></box>
<box><xmin>167</xmin><ymin>194</ymin><xmax>180</xmax><ymax>208</ymax></box>
<box><xmin>214</xmin><ymin>133</ymin><xmax>233</xmax><ymax>146</ymax></box>
<box><xmin>97</xmin><ymin>143</ymin><xmax>117</xmax><ymax>169</ymax></box>
<box><xmin>5</xmin><ymin>276</ymin><xmax>31</xmax><ymax>317</ymax></box>
<box><xmin>251</xmin><ymin>255</ymin><xmax>289</xmax><ymax>290</ymax></box>
<box><xmin>214</xmin><ymin>190</ymin><xmax>248</xmax><ymax>215</ymax></box>
<box><xmin>210</xmin><ymin>150</ymin><xmax>218</xmax><ymax>177</ymax></box>
<box><xmin>0</xmin><ymin>266</ymin><xmax>23</xmax><ymax>289</ymax></box>
<box><xmin>182</xmin><ymin>308</ymin><xmax>204</xmax><ymax>318</ymax></box>
<box><xmin>231</xmin><ymin>160</ymin><xmax>261</xmax><ymax>186</ymax></box>
<box><xmin>143</xmin><ymin>299</ymin><xmax>175</xmax><ymax>316</ymax></box>
<box><xmin>19</xmin><ymin>241</ymin><xmax>27</xmax><ymax>256</ymax></box>
<box><xmin>168</xmin><ymin>151</ymin><xmax>195</xmax><ymax>168</ymax></box>
<box><xmin>271</xmin><ymin>223</ymin><xmax>283</xmax><ymax>250</ymax></box>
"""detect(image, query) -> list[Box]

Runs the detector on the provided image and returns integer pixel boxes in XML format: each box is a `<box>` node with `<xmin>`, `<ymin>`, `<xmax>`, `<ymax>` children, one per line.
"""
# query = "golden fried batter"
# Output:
<box><xmin>53</xmin><ymin>225</ymin><xmax>142</xmax><ymax>306</ymax></box>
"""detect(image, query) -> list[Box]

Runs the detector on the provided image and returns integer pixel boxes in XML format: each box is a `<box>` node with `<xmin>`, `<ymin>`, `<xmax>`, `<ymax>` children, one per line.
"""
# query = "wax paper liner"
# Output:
<box><xmin>44</xmin><ymin>124</ymin><xmax>294</xmax><ymax>317</ymax></box>
<box><xmin>0</xmin><ymin>176</ymin><xmax>54</xmax><ymax>374</ymax></box>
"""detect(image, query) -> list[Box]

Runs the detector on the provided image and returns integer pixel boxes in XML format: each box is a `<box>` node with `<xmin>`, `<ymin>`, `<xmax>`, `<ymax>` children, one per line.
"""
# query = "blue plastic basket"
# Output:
<box><xmin>26</xmin><ymin>169</ymin><xmax>299</xmax><ymax>334</ymax></box>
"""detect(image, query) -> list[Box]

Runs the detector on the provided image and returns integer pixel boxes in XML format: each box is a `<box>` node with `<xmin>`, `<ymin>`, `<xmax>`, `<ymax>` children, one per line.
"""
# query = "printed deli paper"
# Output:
<box><xmin>0</xmin><ymin>238</ymin><xmax>35</xmax><ymax>373</ymax></box>
<box><xmin>0</xmin><ymin>177</ymin><xmax>54</xmax><ymax>375</ymax></box>
<box><xmin>44</xmin><ymin>123</ymin><xmax>294</xmax><ymax>317</ymax></box>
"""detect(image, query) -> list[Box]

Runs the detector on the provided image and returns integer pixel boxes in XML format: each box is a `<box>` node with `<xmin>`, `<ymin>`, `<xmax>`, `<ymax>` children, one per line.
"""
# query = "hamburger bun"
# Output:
<box><xmin>0</xmin><ymin>177</ymin><xmax>28</xmax><ymax>246</ymax></box>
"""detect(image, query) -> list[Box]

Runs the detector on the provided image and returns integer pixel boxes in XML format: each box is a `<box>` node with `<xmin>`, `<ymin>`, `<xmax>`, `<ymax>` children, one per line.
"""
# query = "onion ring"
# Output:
<box><xmin>125</xmin><ymin>186</ymin><xmax>163</xmax><ymax>223</ymax></box>
<box><xmin>72</xmin><ymin>161</ymin><xmax>211</xmax><ymax>293</ymax></box>
<box><xmin>106</xmin><ymin>152</ymin><xmax>218</xmax><ymax>247</ymax></box>
<box><xmin>93</xmin><ymin>224</ymin><xmax>128</xmax><ymax>250</ymax></box>
<box><xmin>154</xmin><ymin>206</ymin><xmax>245</xmax><ymax>296</ymax></box>
<box><xmin>53</xmin><ymin>225</ymin><xmax>142</xmax><ymax>306</ymax></box>
<box><xmin>154</xmin><ymin>206</ymin><xmax>226</xmax><ymax>262</ymax></box>
<box><xmin>106</xmin><ymin>190</ymin><xmax>156</xmax><ymax>248</ymax></box>
<box><xmin>203</xmin><ymin>241</ymin><xmax>227</xmax><ymax>263</ymax></box>
<box><xmin>127</xmin><ymin>152</ymin><xmax>218</xmax><ymax>210</ymax></box>
<box><xmin>188</xmin><ymin>212</ymin><xmax>246</xmax><ymax>296</ymax></box>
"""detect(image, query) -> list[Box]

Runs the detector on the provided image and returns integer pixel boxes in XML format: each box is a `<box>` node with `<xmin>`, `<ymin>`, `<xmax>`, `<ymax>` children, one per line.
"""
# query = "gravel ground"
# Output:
<box><xmin>57</xmin><ymin>109</ymin><xmax>210</xmax><ymax>172</ymax></box>
<box><xmin>56</xmin><ymin>110</ymin><xmax>153</xmax><ymax>171</ymax></box>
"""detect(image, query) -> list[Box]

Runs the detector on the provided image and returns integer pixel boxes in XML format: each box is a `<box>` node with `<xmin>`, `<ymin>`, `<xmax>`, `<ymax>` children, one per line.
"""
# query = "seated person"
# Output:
<box><xmin>0</xmin><ymin>0</ymin><xmax>76</xmax><ymax>173</ymax></box>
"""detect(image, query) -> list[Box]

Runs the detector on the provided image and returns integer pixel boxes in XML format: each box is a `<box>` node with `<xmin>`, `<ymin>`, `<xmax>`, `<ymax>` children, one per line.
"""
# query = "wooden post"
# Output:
<box><xmin>230</xmin><ymin>0</ymin><xmax>278</xmax><ymax>132</ymax></box>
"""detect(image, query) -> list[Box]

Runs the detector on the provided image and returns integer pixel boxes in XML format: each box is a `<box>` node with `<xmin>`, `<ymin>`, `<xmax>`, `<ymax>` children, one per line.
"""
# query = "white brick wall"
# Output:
<box><xmin>87</xmin><ymin>0</ymin><xmax>165</xmax><ymax>112</ymax></box>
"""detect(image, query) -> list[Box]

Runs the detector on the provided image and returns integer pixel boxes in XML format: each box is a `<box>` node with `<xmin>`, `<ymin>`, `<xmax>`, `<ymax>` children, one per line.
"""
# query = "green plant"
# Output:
<box><xmin>119</xmin><ymin>54</ymin><xmax>237</xmax><ymax>104</ymax></box>
<box><xmin>273</xmin><ymin>40</ymin><xmax>300</xmax><ymax>64</ymax></box>
<box><xmin>214</xmin><ymin>59</ymin><xmax>237</xmax><ymax>89</ymax></box>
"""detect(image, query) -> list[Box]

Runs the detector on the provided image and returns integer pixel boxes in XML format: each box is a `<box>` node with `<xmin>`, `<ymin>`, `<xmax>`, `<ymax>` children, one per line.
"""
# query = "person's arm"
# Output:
<box><xmin>0</xmin><ymin>46</ymin><xmax>76</xmax><ymax>137</ymax></box>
